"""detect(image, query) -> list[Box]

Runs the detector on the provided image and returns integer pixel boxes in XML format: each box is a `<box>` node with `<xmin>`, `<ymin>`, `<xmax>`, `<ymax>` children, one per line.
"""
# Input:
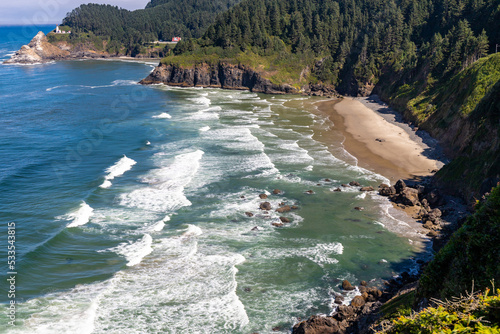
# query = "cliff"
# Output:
<box><xmin>375</xmin><ymin>54</ymin><xmax>500</xmax><ymax>202</ymax></box>
<box><xmin>140</xmin><ymin>62</ymin><xmax>338</xmax><ymax>97</ymax></box>
<box><xmin>4</xmin><ymin>32</ymin><xmax>70</xmax><ymax>64</ymax></box>
<box><xmin>4</xmin><ymin>31</ymin><xmax>122</xmax><ymax>65</ymax></box>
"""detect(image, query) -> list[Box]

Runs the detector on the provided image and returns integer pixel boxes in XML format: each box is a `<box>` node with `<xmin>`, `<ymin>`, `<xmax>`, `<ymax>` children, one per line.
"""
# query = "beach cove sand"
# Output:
<box><xmin>314</xmin><ymin>97</ymin><xmax>444</xmax><ymax>184</ymax></box>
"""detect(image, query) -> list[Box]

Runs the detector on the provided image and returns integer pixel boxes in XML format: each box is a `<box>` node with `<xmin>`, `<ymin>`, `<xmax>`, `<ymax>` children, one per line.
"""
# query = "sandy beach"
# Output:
<box><xmin>314</xmin><ymin>97</ymin><xmax>444</xmax><ymax>183</ymax></box>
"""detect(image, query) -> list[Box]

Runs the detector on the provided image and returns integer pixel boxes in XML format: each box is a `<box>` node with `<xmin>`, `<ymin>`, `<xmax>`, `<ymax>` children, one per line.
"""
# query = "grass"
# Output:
<box><xmin>160</xmin><ymin>48</ymin><xmax>320</xmax><ymax>87</ymax></box>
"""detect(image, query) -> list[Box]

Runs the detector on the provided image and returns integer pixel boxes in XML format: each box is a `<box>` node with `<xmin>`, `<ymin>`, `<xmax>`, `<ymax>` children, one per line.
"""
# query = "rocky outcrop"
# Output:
<box><xmin>4</xmin><ymin>32</ymin><xmax>70</xmax><ymax>64</ymax></box>
<box><xmin>140</xmin><ymin>62</ymin><xmax>339</xmax><ymax>97</ymax></box>
<box><xmin>3</xmin><ymin>31</ymin><xmax>116</xmax><ymax>65</ymax></box>
<box><xmin>140</xmin><ymin>62</ymin><xmax>300</xmax><ymax>94</ymax></box>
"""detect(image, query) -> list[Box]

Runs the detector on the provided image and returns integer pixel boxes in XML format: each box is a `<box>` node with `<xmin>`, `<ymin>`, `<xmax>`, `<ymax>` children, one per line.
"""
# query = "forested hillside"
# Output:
<box><xmin>58</xmin><ymin>0</ymin><xmax>241</xmax><ymax>55</ymax></box>
<box><xmin>171</xmin><ymin>0</ymin><xmax>498</xmax><ymax>92</ymax></box>
<box><xmin>159</xmin><ymin>0</ymin><xmax>499</xmax><ymax>200</ymax></box>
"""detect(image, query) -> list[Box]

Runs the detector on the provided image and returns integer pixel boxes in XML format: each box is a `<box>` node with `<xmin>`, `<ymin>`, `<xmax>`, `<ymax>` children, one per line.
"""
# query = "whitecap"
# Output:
<box><xmin>104</xmin><ymin>234</ymin><xmax>153</xmax><ymax>266</ymax></box>
<box><xmin>152</xmin><ymin>112</ymin><xmax>172</xmax><ymax>119</ymax></box>
<box><xmin>120</xmin><ymin>150</ymin><xmax>204</xmax><ymax>212</ymax></box>
<box><xmin>199</xmin><ymin>126</ymin><xmax>210</xmax><ymax>132</ymax></box>
<box><xmin>100</xmin><ymin>155</ymin><xmax>136</xmax><ymax>188</ymax></box>
<box><xmin>63</xmin><ymin>202</ymin><xmax>94</xmax><ymax>228</ymax></box>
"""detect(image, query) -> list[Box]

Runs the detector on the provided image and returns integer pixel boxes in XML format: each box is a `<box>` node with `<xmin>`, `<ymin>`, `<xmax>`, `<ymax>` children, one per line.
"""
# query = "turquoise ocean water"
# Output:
<box><xmin>0</xmin><ymin>26</ymin><xmax>429</xmax><ymax>333</ymax></box>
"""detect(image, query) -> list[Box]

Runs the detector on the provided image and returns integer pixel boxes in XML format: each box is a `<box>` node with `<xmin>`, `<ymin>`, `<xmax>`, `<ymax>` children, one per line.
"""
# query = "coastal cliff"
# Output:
<box><xmin>4</xmin><ymin>32</ymin><xmax>70</xmax><ymax>64</ymax></box>
<box><xmin>4</xmin><ymin>31</ymin><xmax>127</xmax><ymax>65</ymax></box>
<box><xmin>140</xmin><ymin>62</ymin><xmax>338</xmax><ymax>97</ymax></box>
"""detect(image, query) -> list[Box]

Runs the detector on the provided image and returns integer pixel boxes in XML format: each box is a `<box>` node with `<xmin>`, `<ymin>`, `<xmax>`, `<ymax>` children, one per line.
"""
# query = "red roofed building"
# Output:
<box><xmin>172</xmin><ymin>37</ymin><xmax>182</xmax><ymax>42</ymax></box>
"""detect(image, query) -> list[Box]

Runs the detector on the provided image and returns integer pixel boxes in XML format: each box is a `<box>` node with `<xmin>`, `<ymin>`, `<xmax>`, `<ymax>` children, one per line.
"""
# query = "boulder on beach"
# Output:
<box><xmin>260</xmin><ymin>202</ymin><xmax>272</xmax><ymax>210</ymax></box>
<box><xmin>360</xmin><ymin>186</ymin><xmax>374</xmax><ymax>192</ymax></box>
<box><xmin>394</xmin><ymin>179</ymin><xmax>406</xmax><ymax>193</ymax></box>
<box><xmin>400</xmin><ymin>187</ymin><xmax>420</xmax><ymax>206</ymax></box>
<box><xmin>379</xmin><ymin>185</ymin><xmax>396</xmax><ymax>196</ymax></box>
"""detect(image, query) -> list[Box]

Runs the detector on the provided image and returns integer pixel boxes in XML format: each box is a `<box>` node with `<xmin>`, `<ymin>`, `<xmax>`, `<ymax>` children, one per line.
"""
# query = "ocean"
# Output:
<box><xmin>0</xmin><ymin>25</ymin><xmax>429</xmax><ymax>333</ymax></box>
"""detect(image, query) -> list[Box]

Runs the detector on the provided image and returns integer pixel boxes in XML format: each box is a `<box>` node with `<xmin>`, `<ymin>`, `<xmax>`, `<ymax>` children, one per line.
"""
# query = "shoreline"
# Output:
<box><xmin>312</xmin><ymin>97</ymin><xmax>445</xmax><ymax>184</ymax></box>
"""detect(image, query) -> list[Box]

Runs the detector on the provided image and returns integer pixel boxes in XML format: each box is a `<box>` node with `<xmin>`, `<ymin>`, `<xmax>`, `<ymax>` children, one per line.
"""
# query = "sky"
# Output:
<box><xmin>0</xmin><ymin>0</ymin><xmax>151</xmax><ymax>26</ymax></box>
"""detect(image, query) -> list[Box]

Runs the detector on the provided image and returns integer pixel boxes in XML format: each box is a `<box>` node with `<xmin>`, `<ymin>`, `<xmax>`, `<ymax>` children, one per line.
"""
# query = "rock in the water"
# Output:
<box><xmin>260</xmin><ymin>202</ymin><xmax>272</xmax><ymax>210</ymax></box>
<box><xmin>334</xmin><ymin>188</ymin><xmax>342</xmax><ymax>192</ymax></box>
<box><xmin>394</xmin><ymin>179</ymin><xmax>407</xmax><ymax>193</ymax></box>
<box><xmin>292</xmin><ymin>315</ymin><xmax>340</xmax><ymax>334</ymax></box>
<box><xmin>291</xmin><ymin>205</ymin><xmax>299</xmax><ymax>210</ymax></box>
<box><xmin>279</xmin><ymin>217</ymin><xmax>290</xmax><ymax>223</ymax></box>
<box><xmin>360</xmin><ymin>186</ymin><xmax>374</xmax><ymax>192</ymax></box>
<box><xmin>259</xmin><ymin>193</ymin><xmax>268</xmax><ymax>199</ymax></box>
<box><xmin>334</xmin><ymin>295</ymin><xmax>344</xmax><ymax>304</ymax></box>
<box><xmin>379</xmin><ymin>186</ymin><xmax>396</xmax><ymax>196</ymax></box>
<box><xmin>305</xmin><ymin>190</ymin><xmax>314</xmax><ymax>194</ymax></box>
<box><xmin>341</xmin><ymin>184</ymin><xmax>350</xmax><ymax>187</ymax></box>
<box><xmin>349</xmin><ymin>181</ymin><xmax>361</xmax><ymax>186</ymax></box>
<box><xmin>342</xmin><ymin>280</ymin><xmax>355</xmax><ymax>291</ymax></box>
<box><xmin>354</xmin><ymin>207</ymin><xmax>364</xmax><ymax>211</ymax></box>
<box><xmin>325</xmin><ymin>178</ymin><xmax>332</xmax><ymax>182</ymax></box>
<box><xmin>360</xmin><ymin>280</ymin><xmax>368</xmax><ymax>286</ymax></box>
<box><xmin>245</xmin><ymin>212</ymin><xmax>254</xmax><ymax>217</ymax></box>
<box><xmin>272</xmin><ymin>222</ymin><xmax>284</xmax><ymax>227</ymax></box>
<box><xmin>276</xmin><ymin>205</ymin><xmax>291</xmax><ymax>213</ymax></box>
<box><xmin>273</xmin><ymin>189</ymin><xmax>282</xmax><ymax>195</ymax></box>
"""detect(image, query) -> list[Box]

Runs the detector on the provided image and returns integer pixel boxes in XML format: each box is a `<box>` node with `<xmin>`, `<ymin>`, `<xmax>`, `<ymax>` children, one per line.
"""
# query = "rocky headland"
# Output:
<box><xmin>3</xmin><ymin>31</ymin><xmax>157</xmax><ymax>65</ymax></box>
<box><xmin>4</xmin><ymin>32</ymin><xmax>70</xmax><ymax>64</ymax></box>
<box><xmin>139</xmin><ymin>62</ymin><xmax>339</xmax><ymax>97</ymax></box>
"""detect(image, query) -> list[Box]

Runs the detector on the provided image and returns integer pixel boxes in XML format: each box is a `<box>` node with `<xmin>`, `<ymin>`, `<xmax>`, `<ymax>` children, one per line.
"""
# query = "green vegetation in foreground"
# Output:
<box><xmin>382</xmin><ymin>288</ymin><xmax>500</xmax><ymax>333</ymax></box>
<box><xmin>419</xmin><ymin>186</ymin><xmax>500</xmax><ymax>299</ymax></box>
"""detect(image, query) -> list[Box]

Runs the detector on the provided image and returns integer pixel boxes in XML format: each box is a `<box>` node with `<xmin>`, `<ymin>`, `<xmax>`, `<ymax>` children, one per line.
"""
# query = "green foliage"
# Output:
<box><xmin>419</xmin><ymin>186</ymin><xmax>500</xmax><ymax>299</ymax></box>
<box><xmin>383</xmin><ymin>289</ymin><xmax>500</xmax><ymax>333</ymax></box>
<box><xmin>60</xmin><ymin>0</ymin><xmax>242</xmax><ymax>56</ymax></box>
<box><xmin>381</xmin><ymin>291</ymin><xmax>416</xmax><ymax>319</ymax></box>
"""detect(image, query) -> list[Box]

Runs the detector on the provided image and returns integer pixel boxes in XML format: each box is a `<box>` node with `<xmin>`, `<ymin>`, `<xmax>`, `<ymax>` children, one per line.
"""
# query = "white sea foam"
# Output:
<box><xmin>199</xmin><ymin>126</ymin><xmax>210</xmax><ymax>132</ymax></box>
<box><xmin>152</xmin><ymin>112</ymin><xmax>172</xmax><ymax>119</ymax></box>
<box><xmin>105</xmin><ymin>234</ymin><xmax>153</xmax><ymax>266</ymax></box>
<box><xmin>100</xmin><ymin>155</ymin><xmax>136</xmax><ymax>188</ymax></box>
<box><xmin>189</xmin><ymin>96</ymin><xmax>211</xmax><ymax>106</ymax></box>
<box><xmin>65</xmin><ymin>202</ymin><xmax>94</xmax><ymax>228</ymax></box>
<box><xmin>120</xmin><ymin>150</ymin><xmax>204</xmax><ymax>212</ymax></box>
<box><xmin>148</xmin><ymin>215</ymin><xmax>170</xmax><ymax>232</ymax></box>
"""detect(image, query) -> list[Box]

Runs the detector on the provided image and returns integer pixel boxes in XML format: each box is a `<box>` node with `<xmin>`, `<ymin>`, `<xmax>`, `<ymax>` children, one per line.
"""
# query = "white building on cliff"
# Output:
<box><xmin>55</xmin><ymin>26</ymin><xmax>71</xmax><ymax>34</ymax></box>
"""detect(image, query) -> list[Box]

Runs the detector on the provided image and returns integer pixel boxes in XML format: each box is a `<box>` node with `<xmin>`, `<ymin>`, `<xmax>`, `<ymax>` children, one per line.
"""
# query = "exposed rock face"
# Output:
<box><xmin>4</xmin><ymin>32</ymin><xmax>69</xmax><ymax>64</ymax></box>
<box><xmin>140</xmin><ymin>62</ymin><xmax>339</xmax><ymax>97</ymax></box>
<box><xmin>293</xmin><ymin>316</ymin><xmax>341</xmax><ymax>334</ymax></box>
<box><xmin>140</xmin><ymin>63</ymin><xmax>300</xmax><ymax>94</ymax></box>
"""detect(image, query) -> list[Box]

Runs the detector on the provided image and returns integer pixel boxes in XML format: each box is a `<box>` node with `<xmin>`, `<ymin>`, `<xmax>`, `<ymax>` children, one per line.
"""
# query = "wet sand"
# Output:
<box><xmin>314</xmin><ymin>97</ymin><xmax>443</xmax><ymax>184</ymax></box>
